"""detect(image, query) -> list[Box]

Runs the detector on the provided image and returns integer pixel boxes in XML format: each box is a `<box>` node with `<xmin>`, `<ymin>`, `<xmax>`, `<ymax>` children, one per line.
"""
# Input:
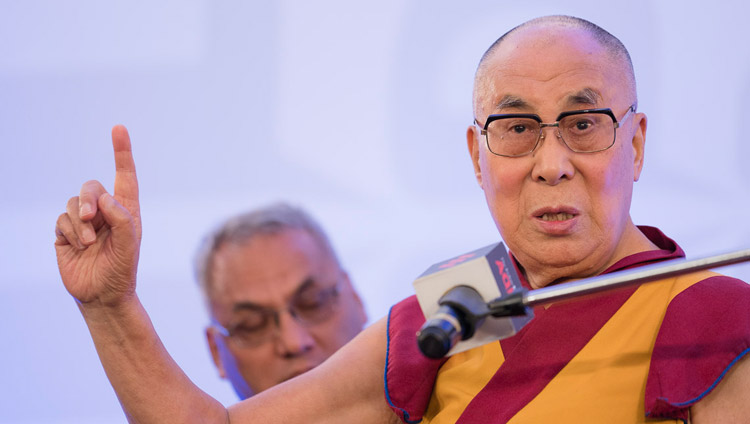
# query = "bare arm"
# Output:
<box><xmin>54</xmin><ymin>125</ymin><xmax>397</xmax><ymax>423</ymax></box>
<box><xmin>690</xmin><ymin>353</ymin><xmax>750</xmax><ymax>424</ymax></box>
<box><xmin>228</xmin><ymin>317</ymin><xmax>399</xmax><ymax>423</ymax></box>
<box><xmin>79</xmin><ymin>296</ymin><xmax>228</xmax><ymax>423</ymax></box>
<box><xmin>55</xmin><ymin>126</ymin><xmax>227</xmax><ymax>423</ymax></box>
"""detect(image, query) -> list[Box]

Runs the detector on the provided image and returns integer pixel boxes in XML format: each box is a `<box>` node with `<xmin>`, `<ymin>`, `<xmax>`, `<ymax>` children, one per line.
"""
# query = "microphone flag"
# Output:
<box><xmin>413</xmin><ymin>243</ymin><xmax>533</xmax><ymax>356</ymax></box>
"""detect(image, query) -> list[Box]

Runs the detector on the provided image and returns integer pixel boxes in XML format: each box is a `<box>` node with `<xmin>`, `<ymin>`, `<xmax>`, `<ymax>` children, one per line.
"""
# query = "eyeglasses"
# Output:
<box><xmin>474</xmin><ymin>105</ymin><xmax>636</xmax><ymax>157</ymax></box>
<box><xmin>211</xmin><ymin>279</ymin><xmax>341</xmax><ymax>348</ymax></box>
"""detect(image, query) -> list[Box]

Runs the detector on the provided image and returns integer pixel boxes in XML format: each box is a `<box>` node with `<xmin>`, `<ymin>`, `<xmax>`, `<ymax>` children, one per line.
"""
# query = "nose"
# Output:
<box><xmin>530</xmin><ymin>127</ymin><xmax>575</xmax><ymax>185</ymax></box>
<box><xmin>273</xmin><ymin>310</ymin><xmax>315</xmax><ymax>357</ymax></box>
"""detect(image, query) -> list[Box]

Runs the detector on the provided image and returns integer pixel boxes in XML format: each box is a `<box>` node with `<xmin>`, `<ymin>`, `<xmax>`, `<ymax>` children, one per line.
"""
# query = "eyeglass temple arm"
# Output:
<box><xmin>614</xmin><ymin>105</ymin><xmax>636</xmax><ymax>129</ymax></box>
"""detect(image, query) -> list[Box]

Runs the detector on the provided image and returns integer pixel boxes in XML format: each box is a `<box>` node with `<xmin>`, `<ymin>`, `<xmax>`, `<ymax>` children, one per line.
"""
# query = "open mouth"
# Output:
<box><xmin>538</xmin><ymin>212</ymin><xmax>575</xmax><ymax>221</ymax></box>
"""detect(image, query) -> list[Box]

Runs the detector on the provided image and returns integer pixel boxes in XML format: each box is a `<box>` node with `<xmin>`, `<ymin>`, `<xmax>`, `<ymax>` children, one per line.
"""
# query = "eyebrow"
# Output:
<box><xmin>564</xmin><ymin>88</ymin><xmax>602</xmax><ymax>108</ymax></box>
<box><xmin>494</xmin><ymin>95</ymin><xmax>530</xmax><ymax>111</ymax></box>
<box><xmin>231</xmin><ymin>277</ymin><xmax>317</xmax><ymax>313</ymax></box>
<box><xmin>493</xmin><ymin>88</ymin><xmax>602</xmax><ymax>113</ymax></box>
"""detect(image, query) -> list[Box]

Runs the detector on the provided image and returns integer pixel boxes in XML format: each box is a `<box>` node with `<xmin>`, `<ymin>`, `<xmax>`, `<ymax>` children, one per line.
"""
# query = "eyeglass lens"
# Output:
<box><xmin>224</xmin><ymin>283</ymin><xmax>340</xmax><ymax>347</ymax></box>
<box><xmin>486</xmin><ymin>112</ymin><xmax>616</xmax><ymax>156</ymax></box>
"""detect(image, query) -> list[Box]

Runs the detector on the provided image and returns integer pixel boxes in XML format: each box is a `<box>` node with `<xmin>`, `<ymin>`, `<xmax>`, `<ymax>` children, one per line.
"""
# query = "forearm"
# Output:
<box><xmin>79</xmin><ymin>295</ymin><xmax>228</xmax><ymax>424</ymax></box>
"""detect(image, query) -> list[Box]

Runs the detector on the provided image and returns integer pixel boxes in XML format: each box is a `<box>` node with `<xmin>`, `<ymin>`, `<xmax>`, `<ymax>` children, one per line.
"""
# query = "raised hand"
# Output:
<box><xmin>54</xmin><ymin>125</ymin><xmax>142</xmax><ymax>306</ymax></box>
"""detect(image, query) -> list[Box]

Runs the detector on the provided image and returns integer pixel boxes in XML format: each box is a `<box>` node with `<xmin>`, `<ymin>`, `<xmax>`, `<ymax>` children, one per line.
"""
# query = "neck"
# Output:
<box><xmin>521</xmin><ymin>223</ymin><xmax>659</xmax><ymax>289</ymax></box>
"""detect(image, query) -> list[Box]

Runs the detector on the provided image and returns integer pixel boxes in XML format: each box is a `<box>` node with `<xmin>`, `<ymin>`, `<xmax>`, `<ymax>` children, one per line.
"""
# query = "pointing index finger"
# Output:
<box><xmin>111</xmin><ymin>125</ymin><xmax>141</xmax><ymax>223</ymax></box>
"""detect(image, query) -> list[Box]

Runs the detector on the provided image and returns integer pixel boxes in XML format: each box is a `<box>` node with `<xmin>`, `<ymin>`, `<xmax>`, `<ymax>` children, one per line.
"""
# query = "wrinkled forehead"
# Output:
<box><xmin>474</xmin><ymin>25</ymin><xmax>631</xmax><ymax>116</ymax></box>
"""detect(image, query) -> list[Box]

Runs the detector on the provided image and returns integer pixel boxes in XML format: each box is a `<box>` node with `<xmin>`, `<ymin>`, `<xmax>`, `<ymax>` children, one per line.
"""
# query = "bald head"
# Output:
<box><xmin>465</xmin><ymin>15</ymin><xmax>652</xmax><ymax>288</ymax></box>
<box><xmin>473</xmin><ymin>15</ymin><xmax>636</xmax><ymax>118</ymax></box>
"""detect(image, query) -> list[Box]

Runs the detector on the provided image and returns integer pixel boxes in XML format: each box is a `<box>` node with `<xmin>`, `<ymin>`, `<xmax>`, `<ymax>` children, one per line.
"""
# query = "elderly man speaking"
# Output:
<box><xmin>54</xmin><ymin>15</ymin><xmax>750</xmax><ymax>423</ymax></box>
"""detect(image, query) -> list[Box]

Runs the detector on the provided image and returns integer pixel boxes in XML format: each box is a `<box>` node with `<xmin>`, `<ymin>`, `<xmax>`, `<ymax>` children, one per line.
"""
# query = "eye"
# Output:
<box><xmin>562</xmin><ymin>114</ymin><xmax>602</xmax><ymax>134</ymax></box>
<box><xmin>231</xmin><ymin>313</ymin><xmax>268</xmax><ymax>333</ymax></box>
<box><xmin>293</xmin><ymin>284</ymin><xmax>339</xmax><ymax>312</ymax></box>
<box><xmin>294</xmin><ymin>291</ymin><xmax>327</xmax><ymax>311</ymax></box>
<box><xmin>568</xmin><ymin>116</ymin><xmax>597</xmax><ymax>132</ymax></box>
<box><xmin>503</xmin><ymin>119</ymin><xmax>534</xmax><ymax>134</ymax></box>
<box><xmin>492</xmin><ymin>118</ymin><xmax>537</xmax><ymax>135</ymax></box>
<box><xmin>574</xmin><ymin>120</ymin><xmax>592</xmax><ymax>131</ymax></box>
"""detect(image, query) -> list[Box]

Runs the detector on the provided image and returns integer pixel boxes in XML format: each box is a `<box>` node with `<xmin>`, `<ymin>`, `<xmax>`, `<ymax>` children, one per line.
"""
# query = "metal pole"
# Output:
<box><xmin>521</xmin><ymin>249</ymin><xmax>750</xmax><ymax>308</ymax></box>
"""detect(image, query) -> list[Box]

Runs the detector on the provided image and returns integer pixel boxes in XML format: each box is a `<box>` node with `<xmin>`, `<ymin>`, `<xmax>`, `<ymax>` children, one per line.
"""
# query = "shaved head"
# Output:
<box><xmin>473</xmin><ymin>15</ymin><xmax>637</xmax><ymax>117</ymax></box>
<box><xmin>466</xmin><ymin>15</ymin><xmax>651</xmax><ymax>288</ymax></box>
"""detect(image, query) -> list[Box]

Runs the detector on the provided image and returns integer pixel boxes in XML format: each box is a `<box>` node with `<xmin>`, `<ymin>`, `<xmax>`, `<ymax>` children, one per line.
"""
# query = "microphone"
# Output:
<box><xmin>414</xmin><ymin>243</ymin><xmax>532</xmax><ymax>359</ymax></box>
<box><xmin>415</xmin><ymin>244</ymin><xmax>750</xmax><ymax>359</ymax></box>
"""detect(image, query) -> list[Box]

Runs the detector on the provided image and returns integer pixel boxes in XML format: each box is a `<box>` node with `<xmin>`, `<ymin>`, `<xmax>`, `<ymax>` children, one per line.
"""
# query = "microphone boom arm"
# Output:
<box><xmin>488</xmin><ymin>249</ymin><xmax>750</xmax><ymax>317</ymax></box>
<box><xmin>417</xmin><ymin>248</ymin><xmax>750</xmax><ymax>358</ymax></box>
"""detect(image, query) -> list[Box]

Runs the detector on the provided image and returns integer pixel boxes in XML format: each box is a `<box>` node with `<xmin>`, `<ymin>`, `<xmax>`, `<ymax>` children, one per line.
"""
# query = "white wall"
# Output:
<box><xmin>1</xmin><ymin>1</ymin><xmax>748</xmax><ymax>422</ymax></box>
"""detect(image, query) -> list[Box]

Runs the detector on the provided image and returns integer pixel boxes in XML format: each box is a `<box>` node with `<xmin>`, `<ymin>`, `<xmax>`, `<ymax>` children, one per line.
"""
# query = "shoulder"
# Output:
<box><xmin>664</xmin><ymin>274</ymin><xmax>750</xmax><ymax>324</ymax></box>
<box><xmin>645</xmin><ymin>273</ymin><xmax>750</xmax><ymax>420</ymax></box>
<box><xmin>657</xmin><ymin>273</ymin><xmax>750</xmax><ymax>364</ymax></box>
<box><xmin>385</xmin><ymin>295</ymin><xmax>447</xmax><ymax>423</ymax></box>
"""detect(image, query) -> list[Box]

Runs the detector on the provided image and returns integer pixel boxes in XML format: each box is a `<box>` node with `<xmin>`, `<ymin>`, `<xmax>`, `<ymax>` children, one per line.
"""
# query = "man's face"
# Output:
<box><xmin>467</xmin><ymin>26</ymin><xmax>648</xmax><ymax>288</ymax></box>
<box><xmin>205</xmin><ymin>228</ymin><xmax>366</xmax><ymax>398</ymax></box>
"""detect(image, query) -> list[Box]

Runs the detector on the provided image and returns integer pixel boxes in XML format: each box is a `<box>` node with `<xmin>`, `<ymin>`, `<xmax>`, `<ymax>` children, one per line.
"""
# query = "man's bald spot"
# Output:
<box><xmin>473</xmin><ymin>15</ymin><xmax>637</xmax><ymax>116</ymax></box>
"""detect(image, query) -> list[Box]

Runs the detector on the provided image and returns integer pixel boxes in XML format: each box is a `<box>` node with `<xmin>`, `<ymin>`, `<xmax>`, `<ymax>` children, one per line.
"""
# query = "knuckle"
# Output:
<box><xmin>83</xmin><ymin>179</ymin><xmax>101</xmax><ymax>187</ymax></box>
<box><xmin>66</xmin><ymin>196</ymin><xmax>80</xmax><ymax>208</ymax></box>
<box><xmin>55</xmin><ymin>213</ymin><xmax>70</xmax><ymax>231</ymax></box>
<box><xmin>81</xmin><ymin>180</ymin><xmax>104</xmax><ymax>197</ymax></box>
<box><xmin>65</xmin><ymin>197</ymin><xmax>82</xmax><ymax>218</ymax></box>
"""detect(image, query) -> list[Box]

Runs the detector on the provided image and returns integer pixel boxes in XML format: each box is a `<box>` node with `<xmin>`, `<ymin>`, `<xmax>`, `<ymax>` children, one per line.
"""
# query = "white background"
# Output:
<box><xmin>1</xmin><ymin>1</ymin><xmax>749</xmax><ymax>422</ymax></box>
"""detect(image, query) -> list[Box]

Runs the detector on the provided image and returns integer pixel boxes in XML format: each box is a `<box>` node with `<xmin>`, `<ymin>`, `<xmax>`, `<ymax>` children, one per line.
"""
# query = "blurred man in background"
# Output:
<box><xmin>193</xmin><ymin>203</ymin><xmax>367</xmax><ymax>398</ymax></box>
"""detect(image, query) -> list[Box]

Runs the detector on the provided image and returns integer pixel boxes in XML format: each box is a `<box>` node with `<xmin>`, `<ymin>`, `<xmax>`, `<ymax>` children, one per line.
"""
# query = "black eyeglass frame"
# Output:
<box><xmin>474</xmin><ymin>105</ymin><xmax>636</xmax><ymax>157</ymax></box>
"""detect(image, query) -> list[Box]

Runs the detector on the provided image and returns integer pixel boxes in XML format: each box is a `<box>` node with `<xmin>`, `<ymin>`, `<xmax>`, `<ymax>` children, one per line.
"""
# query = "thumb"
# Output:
<box><xmin>98</xmin><ymin>192</ymin><xmax>139</xmax><ymax>256</ymax></box>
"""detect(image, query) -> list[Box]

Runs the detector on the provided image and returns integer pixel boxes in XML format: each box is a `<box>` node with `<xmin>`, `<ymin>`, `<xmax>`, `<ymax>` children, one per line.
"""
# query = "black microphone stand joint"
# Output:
<box><xmin>488</xmin><ymin>291</ymin><xmax>530</xmax><ymax>317</ymax></box>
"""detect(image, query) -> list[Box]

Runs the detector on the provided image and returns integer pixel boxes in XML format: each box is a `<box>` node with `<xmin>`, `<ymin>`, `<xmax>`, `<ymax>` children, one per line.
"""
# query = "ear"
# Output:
<box><xmin>341</xmin><ymin>271</ymin><xmax>367</xmax><ymax>326</ymax></box>
<box><xmin>206</xmin><ymin>327</ymin><xmax>228</xmax><ymax>379</ymax></box>
<box><xmin>467</xmin><ymin>125</ymin><xmax>483</xmax><ymax>187</ymax></box>
<box><xmin>631</xmin><ymin>112</ymin><xmax>648</xmax><ymax>182</ymax></box>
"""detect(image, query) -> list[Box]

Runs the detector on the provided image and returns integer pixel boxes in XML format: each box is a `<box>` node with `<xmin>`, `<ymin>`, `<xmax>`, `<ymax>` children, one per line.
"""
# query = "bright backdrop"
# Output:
<box><xmin>1</xmin><ymin>1</ymin><xmax>748</xmax><ymax>422</ymax></box>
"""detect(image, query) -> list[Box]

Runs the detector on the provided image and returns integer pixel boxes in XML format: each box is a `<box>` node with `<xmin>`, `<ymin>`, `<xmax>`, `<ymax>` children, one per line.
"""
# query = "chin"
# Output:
<box><xmin>517</xmin><ymin>239</ymin><xmax>594</xmax><ymax>270</ymax></box>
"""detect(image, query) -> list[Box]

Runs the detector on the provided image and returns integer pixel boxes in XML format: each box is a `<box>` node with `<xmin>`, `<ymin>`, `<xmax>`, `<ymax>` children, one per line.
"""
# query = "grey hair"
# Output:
<box><xmin>194</xmin><ymin>202</ymin><xmax>341</xmax><ymax>299</ymax></box>
<box><xmin>474</xmin><ymin>15</ymin><xmax>637</xmax><ymax>112</ymax></box>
